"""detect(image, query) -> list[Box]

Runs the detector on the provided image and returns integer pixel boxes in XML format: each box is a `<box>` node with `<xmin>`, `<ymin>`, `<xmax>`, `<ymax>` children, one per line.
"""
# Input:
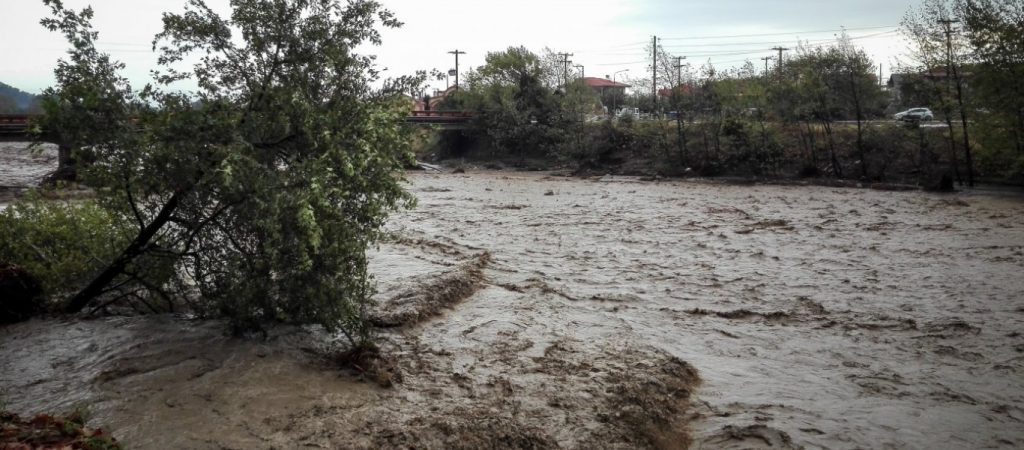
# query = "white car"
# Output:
<box><xmin>894</xmin><ymin>108</ymin><xmax>934</xmax><ymax>122</ymax></box>
<box><xmin>616</xmin><ymin>107</ymin><xmax>640</xmax><ymax>119</ymax></box>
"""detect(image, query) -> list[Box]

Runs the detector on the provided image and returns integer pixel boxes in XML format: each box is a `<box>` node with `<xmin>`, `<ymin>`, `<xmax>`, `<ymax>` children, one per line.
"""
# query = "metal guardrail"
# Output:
<box><xmin>0</xmin><ymin>114</ymin><xmax>34</xmax><ymax>141</ymax></box>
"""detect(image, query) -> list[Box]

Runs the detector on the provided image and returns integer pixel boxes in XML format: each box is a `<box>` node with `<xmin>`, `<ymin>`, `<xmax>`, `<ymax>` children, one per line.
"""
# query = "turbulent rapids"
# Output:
<box><xmin>2</xmin><ymin>142</ymin><xmax>1023</xmax><ymax>448</ymax></box>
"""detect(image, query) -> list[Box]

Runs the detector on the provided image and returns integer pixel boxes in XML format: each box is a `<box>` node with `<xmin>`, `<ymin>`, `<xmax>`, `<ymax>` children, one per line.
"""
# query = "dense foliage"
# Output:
<box><xmin>1</xmin><ymin>0</ymin><xmax>420</xmax><ymax>343</ymax></box>
<box><xmin>425</xmin><ymin>0</ymin><xmax>1021</xmax><ymax>185</ymax></box>
<box><xmin>0</xmin><ymin>193</ymin><xmax>131</xmax><ymax>301</ymax></box>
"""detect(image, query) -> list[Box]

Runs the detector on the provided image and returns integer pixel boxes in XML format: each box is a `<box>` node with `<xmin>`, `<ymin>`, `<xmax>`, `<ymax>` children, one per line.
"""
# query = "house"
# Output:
<box><xmin>657</xmin><ymin>84</ymin><xmax>695</xmax><ymax>98</ymax></box>
<box><xmin>887</xmin><ymin>68</ymin><xmax>972</xmax><ymax>109</ymax></box>
<box><xmin>583</xmin><ymin>77</ymin><xmax>630</xmax><ymax>97</ymax></box>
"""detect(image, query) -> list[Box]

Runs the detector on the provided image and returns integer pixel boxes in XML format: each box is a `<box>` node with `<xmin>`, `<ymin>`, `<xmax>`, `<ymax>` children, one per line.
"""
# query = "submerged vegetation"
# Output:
<box><xmin>0</xmin><ymin>409</ymin><xmax>122</xmax><ymax>449</ymax></box>
<box><xmin>0</xmin><ymin>0</ymin><xmax>423</xmax><ymax>343</ymax></box>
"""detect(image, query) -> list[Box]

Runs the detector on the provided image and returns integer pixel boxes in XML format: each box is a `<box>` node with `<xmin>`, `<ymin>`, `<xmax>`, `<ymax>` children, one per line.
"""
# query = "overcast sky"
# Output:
<box><xmin>1</xmin><ymin>0</ymin><xmax>920</xmax><ymax>94</ymax></box>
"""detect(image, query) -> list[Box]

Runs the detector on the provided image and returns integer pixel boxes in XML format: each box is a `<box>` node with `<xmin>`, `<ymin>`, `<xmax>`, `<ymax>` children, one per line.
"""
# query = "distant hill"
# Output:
<box><xmin>0</xmin><ymin>82</ymin><xmax>39</xmax><ymax>113</ymax></box>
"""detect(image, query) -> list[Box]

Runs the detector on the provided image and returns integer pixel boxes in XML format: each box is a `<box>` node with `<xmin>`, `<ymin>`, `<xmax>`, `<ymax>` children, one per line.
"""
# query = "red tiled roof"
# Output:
<box><xmin>583</xmin><ymin>77</ymin><xmax>630</xmax><ymax>88</ymax></box>
<box><xmin>658</xmin><ymin>84</ymin><xmax>695</xmax><ymax>97</ymax></box>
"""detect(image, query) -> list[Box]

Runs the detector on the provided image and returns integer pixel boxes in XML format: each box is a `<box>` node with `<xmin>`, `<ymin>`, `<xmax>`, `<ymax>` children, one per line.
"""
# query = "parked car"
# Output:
<box><xmin>616</xmin><ymin>107</ymin><xmax>641</xmax><ymax>120</ymax></box>
<box><xmin>894</xmin><ymin>108</ymin><xmax>934</xmax><ymax>122</ymax></box>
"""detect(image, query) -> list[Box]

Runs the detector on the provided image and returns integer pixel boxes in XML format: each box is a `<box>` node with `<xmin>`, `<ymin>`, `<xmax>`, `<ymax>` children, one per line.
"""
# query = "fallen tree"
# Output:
<box><xmin>3</xmin><ymin>0</ymin><xmax>422</xmax><ymax>345</ymax></box>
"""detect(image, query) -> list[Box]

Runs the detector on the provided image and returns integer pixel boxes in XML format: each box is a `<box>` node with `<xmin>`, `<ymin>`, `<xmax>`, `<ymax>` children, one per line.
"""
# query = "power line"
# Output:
<box><xmin>576</xmin><ymin>29</ymin><xmax>899</xmax><ymax>58</ymax></box>
<box><xmin>574</xmin><ymin>40</ymin><xmax>650</xmax><ymax>52</ymax></box>
<box><xmin>659</xmin><ymin>24</ymin><xmax>896</xmax><ymax>41</ymax></box>
<box><xmin>587</xmin><ymin>30</ymin><xmax>897</xmax><ymax>67</ymax></box>
<box><xmin>659</xmin><ymin>29</ymin><xmax>898</xmax><ymax>49</ymax></box>
<box><xmin>591</xmin><ymin>60</ymin><xmax>649</xmax><ymax>66</ymax></box>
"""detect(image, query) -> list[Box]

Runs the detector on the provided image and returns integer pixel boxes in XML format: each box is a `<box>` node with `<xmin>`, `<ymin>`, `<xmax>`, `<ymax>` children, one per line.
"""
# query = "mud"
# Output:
<box><xmin>2</xmin><ymin>149</ymin><xmax>1024</xmax><ymax>448</ymax></box>
<box><xmin>369</xmin><ymin>251</ymin><xmax>490</xmax><ymax>327</ymax></box>
<box><xmin>0</xmin><ymin>142</ymin><xmax>57</xmax><ymax>205</ymax></box>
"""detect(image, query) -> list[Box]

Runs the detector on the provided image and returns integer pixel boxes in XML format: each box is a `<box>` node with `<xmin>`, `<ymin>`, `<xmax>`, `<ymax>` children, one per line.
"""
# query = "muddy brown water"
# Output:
<box><xmin>1</xmin><ymin>143</ymin><xmax>1023</xmax><ymax>448</ymax></box>
<box><xmin>0</xmin><ymin>143</ymin><xmax>57</xmax><ymax>204</ymax></box>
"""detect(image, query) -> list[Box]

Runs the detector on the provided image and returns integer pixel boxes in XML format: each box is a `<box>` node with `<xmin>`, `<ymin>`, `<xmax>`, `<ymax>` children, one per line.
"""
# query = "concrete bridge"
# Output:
<box><xmin>404</xmin><ymin>110</ymin><xmax>472</xmax><ymax>129</ymax></box>
<box><xmin>0</xmin><ymin>111</ymin><xmax>473</xmax><ymax>142</ymax></box>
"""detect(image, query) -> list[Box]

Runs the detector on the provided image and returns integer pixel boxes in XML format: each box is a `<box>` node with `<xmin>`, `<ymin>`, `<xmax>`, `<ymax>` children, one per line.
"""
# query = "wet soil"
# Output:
<box><xmin>2</xmin><ymin>146</ymin><xmax>1023</xmax><ymax>448</ymax></box>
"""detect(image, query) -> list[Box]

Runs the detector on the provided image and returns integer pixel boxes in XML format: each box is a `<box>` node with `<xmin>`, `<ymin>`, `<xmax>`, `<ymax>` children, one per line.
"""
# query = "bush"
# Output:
<box><xmin>0</xmin><ymin>193</ymin><xmax>130</xmax><ymax>305</ymax></box>
<box><xmin>31</xmin><ymin>0</ymin><xmax>418</xmax><ymax>345</ymax></box>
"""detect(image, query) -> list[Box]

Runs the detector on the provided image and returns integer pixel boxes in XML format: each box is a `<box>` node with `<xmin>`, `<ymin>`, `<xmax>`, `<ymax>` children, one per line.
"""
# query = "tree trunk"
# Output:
<box><xmin>675</xmin><ymin>114</ymin><xmax>688</xmax><ymax>168</ymax></box>
<box><xmin>64</xmin><ymin>189</ymin><xmax>185</xmax><ymax>313</ymax></box>
<box><xmin>804</xmin><ymin>120</ymin><xmax>818</xmax><ymax>167</ymax></box>
<box><xmin>942</xmin><ymin>113</ymin><xmax>960</xmax><ymax>185</ymax></box>
<box><xmin>47</xmin><ymin>144</ymin><xmax>78</xmax><ymax>183</ymax></box>
<box><xmin>946</xmin><ymin>63</ymin><xmax>970</xmax><ymax>186</ymax></box>
<box><xmin>850</xmin><ymin>74</ymin><xmax>867</xmax><ymax>179</ymax></box>
<box><xmin>951</xmin><ymin>64</ymin><xmax>974</xmax><ymax>187</ymax></box>
<box><xmin>823</xmin><ymin>120</ymin><xmax>842</xmax><ymax>178</ymax></box>
<box><xmin>1016</xmin><ymin>108</ymin><xmax>1024</xmax><ymax>155</ymax></box>
<box><xmin>854</xmin><ymin>106</ymin><xmax>866</xmax><ymax>179</ymax></box>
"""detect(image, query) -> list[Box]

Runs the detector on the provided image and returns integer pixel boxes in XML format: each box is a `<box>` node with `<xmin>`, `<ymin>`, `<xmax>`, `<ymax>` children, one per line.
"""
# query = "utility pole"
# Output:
<box><xmin>770</xmin><ymin>46</ymin><xmax>790</xmax><ymax>75</ymax></box>
<box><xmin>673</xmin><ymin>56</ymin><xmax>687</xmax><ymax>87</ymax></box>
<box><xmin>652</xmin><ymin>35</ymin><xmax>658</xmax><ymax>113</ymax></box>
<box><xmin>558</xmin><ymin>52</ymin><xmax>574</xmax><ymax>88</ymax></box>
<box><xmin>448</xmin><ymin>49</ymin><xmax>466</xmax><ymax>90</ymax></box>
<box><xmin>761</xmin><ymin>56</ymin><xmax>772</xmax><ymax>78</ymax></box>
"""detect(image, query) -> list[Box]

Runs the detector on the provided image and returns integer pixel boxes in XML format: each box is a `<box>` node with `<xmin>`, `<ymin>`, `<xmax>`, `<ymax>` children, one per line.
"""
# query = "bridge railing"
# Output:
<box><xmin>0</xmin><ymin>114</ymin><xmax>33</xmax><ymax>125</ymax></box>
<box><xmin>0</xmin><ymin>115</ymin><xmax>34</xmax><ymax>140</ymax></box>
<box><xmin>408</xmin><ymin>110</ymin><xmax>472</xmax><ymax>118</ymax></box>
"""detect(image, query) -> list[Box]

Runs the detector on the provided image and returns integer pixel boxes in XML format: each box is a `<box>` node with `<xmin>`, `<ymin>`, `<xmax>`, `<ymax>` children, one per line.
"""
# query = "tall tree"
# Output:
<box><xmin>903</xmin><ymin>0</ymin><xmax>976</xmax><ymax>186</ymax></box>
<box><xmin>787</xmin><ymin>46</ymin><xmax>846</xmax><ymax>177</ymax></box>
<box><xmin>461</xmin><ymin>46</ymin><xmax>570</xmax><ymax>159</ymax></box>
<box><xmin>834</xmin><ymin>33</ymin><xmax>887</xmax><ymax>178</ymax></box>
<box><xmin>35</xmin><ymin>0</ymin><xmax>419</xmax><ymax>343</ymax></box>
<box><xmin>962</xmin><ymin>0</ymin><xmax>1024</xmax><ymax>163</ymax></box>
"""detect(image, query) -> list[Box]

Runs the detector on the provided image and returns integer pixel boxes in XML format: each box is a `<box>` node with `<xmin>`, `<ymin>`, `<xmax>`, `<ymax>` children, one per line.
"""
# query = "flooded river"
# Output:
<box><xmin>393</xmin><ymin>171</ymin><xmax>1024</xmax><ymax>449</ymax></box>
<box><xmin>1</xmin><ymin>145</ymin><xmax>1022</xmax><ymax>448</ymax></box>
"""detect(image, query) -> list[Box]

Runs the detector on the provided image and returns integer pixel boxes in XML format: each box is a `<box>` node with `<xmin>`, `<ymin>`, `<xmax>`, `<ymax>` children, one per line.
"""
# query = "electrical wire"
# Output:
<box><xmin>659</xmin><ymin>25</ymin><xmax>897</xmax><ymax>41</ymax></box>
